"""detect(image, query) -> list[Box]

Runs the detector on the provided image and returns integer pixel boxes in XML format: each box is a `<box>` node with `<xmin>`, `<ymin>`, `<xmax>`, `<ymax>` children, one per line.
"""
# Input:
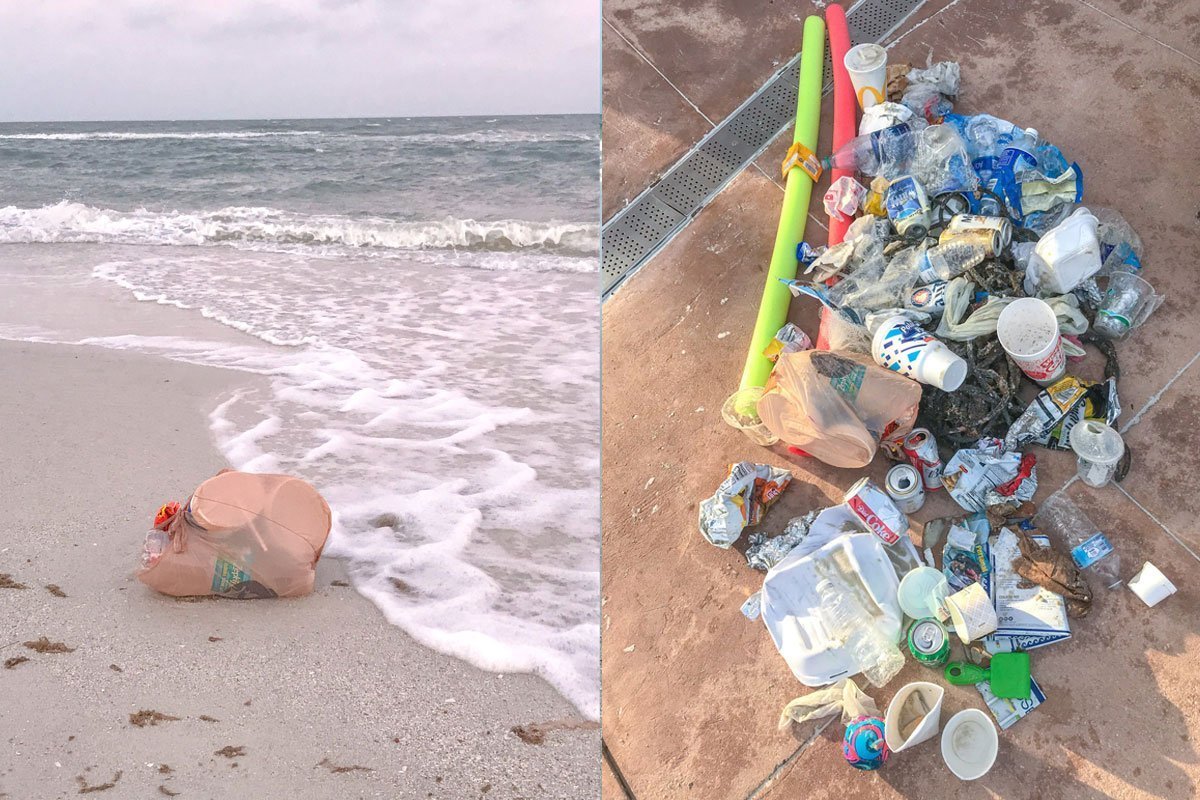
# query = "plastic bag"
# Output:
<box><xmin>779</xmin><ymin>678</ymin><xmax>880</xmax><ymax>730</ymax></box>
<box><xmin>757</xmin><ymin>350</ymin><xmax>922</xmax><ymax>468</ymax></box>
<box><xmin>138</xmin><ymin>470</ymin><xmax>332</xmax><ymax>598</ymax></box>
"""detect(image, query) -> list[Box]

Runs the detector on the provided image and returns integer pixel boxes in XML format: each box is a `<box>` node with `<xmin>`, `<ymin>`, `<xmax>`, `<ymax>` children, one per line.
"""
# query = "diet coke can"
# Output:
<box><xmin>844</xmin><ymin>477</ymin><xmax>908</xmax><ymax>546</ymax></box>
<box><xmin>903</xmin><ymin>428</ymin><xmax>944</xmax><ymax>491</ymax></box>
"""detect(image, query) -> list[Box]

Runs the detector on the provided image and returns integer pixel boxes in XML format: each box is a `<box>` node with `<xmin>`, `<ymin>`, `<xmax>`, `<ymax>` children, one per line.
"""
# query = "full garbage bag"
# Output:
<box><xmin>138</xmin><ymin>470</ymin><xmax>332</xmax><ymax>598</ymax></box>
<box><xmin>757</xmin><ymin>350</ymin><xmax>922</xmax><ymax>468</ymax></box>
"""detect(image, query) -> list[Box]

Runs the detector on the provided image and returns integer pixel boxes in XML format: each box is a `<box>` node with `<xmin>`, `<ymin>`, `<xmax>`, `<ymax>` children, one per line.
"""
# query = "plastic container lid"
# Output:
<box><xmin>845</xmin><ymin>43</ymin><xmax>886</xmax><ymax>73</ymax></box>
<box><xmin>897</xmin><ymin>567</ymin><xmax>950</xmax><ymax>619</ymax></box>
<box><xmin>941</xmin><ymin>708</ymin><xmax>998</xmax><ymax>781</ymax></box>
<box><xmin>1069</xmin><ymin>420</ymin><xmax>1124</xmax><ymax>465</ymax></box>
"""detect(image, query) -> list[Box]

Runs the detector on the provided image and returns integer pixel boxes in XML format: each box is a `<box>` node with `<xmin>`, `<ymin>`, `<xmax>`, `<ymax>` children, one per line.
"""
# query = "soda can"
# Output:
<box><xmin>946</xmin><ymin>213</ymin><xmax>1013</xmax><ymax>247</ymax></box>
<box><xmin>937</xmin><ymin>227</ymin><xmax>1001</xmax><ymax>258</ymax></box>
<box><xmin>843</xmin><ymin>477</ymin><xmax>908</xmax><ymax>546</ymax></box>
<box><xmin>903</xmin><ymin>428</ymin><xmax>944</xmax><ymax>491</ymax></box>
<box><xmin>906</xmin><ymin>281</ymin><xmax>948</xmax><ymax>318</ymax></box>
<box><xmin>884</xmin><ymin>175</ymin><xmax>931</xmax><ymax>236</ymax></box>
<box><xmin>907</xmin><ymin>618</ymin><xmax>951</xmax><ymax>667</ymax></box>
<box><xmin>886</xmin><ymin>464</ymin><xmax>925</xmax><ymax>514</ymax></box>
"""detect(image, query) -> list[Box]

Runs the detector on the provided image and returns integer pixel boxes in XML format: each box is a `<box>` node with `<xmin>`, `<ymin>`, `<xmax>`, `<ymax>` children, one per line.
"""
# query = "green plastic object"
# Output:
<box><xmin>944</xmin><ymin>652</ymin><xmax>1032</xmax><ymax>699</ymax></box>
<box><xmin>737</xmin><ymin>15</ymin><xmax>826</xmax><ymax>397</ymax></box>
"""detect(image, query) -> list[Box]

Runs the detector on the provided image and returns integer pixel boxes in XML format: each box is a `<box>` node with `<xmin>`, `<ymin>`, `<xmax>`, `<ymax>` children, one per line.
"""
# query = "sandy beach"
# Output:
<box><xmin>0</xmin><ymin>340</ymin><xmax>598</xmax><ymax>799</ymax></box>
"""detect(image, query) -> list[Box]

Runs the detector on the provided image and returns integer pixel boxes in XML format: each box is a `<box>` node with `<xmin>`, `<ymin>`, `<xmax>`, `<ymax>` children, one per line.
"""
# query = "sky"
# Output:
<box><xmin>0</xmin><ymin>0</ymin><xmax>600</xmax><ymax>121</ymax></box>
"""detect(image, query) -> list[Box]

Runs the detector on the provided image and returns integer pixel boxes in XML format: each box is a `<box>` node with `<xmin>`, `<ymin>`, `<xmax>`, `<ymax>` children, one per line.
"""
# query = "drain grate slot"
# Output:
<box><xmin>602</xmin><ymin>0</ymin><xmax>929</xmax><ymax>298</ymax></box>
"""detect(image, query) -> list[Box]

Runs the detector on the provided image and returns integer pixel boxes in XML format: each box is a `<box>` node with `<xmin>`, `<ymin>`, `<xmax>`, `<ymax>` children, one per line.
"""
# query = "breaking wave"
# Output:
<box><xmin>0</xmin><ymin>131</ymin><xmax>321</xmax><ymax>141</ymax></box>
<box><xmin>0</xmin><ymin>202</ymin><xmax>598</xmax><ymax>257</ymax></box>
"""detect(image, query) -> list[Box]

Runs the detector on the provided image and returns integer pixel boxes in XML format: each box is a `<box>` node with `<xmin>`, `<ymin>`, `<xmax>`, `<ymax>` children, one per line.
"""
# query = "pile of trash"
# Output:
<box><xmin>707</xmin><ymin>52</ymin><xmax>1176</xmax><ymax>780</ymax></box>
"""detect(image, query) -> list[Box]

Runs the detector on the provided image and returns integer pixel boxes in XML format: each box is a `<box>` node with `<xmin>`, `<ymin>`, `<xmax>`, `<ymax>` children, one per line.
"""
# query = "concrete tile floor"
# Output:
<box><xmin>601</xmin><ymin>0</ymin><xmax>1200</xmax><ymax>797</ymax></box>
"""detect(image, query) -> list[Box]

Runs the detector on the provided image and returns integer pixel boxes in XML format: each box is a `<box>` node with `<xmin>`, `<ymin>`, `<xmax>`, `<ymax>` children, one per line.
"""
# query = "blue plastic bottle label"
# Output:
<box><xmin>1071</xmin><ymin>533</ymin><xmax>1114</xmax><ymax>570</ymax></box>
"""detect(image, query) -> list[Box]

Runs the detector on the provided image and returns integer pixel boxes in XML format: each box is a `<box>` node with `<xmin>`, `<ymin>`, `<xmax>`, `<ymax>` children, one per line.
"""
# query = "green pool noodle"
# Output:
<box><xmin>737</xmin><ymin>15</ymin><xmax>826</xmax><ymax>398</ymax></box>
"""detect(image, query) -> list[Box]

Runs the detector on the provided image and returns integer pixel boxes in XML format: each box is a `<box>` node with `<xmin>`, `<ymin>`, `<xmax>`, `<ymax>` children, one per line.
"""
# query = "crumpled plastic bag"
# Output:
<box><xmin>941</xmin><ymin>438</ymin><xmax>1037</xmax><ymax>513</ymax></box>
<box><xmin>907</xmin><ymin>61</ymin><xmax>960</xmax><ymax>95</ymax></box>
<box><xmin>758</xmin><ymin>350</ymin><xmax>922</xmax><ymax>468</ymax></box>
<box><xmin>860</xmin><ymin>101</ymin><xmax>914</xmax><ymax>136</ymax></box>
<box><xmin>934</xmin><ymin>278</ymin><xmax>1090</xmax><ymax>342</ymax></box>
<box><xmin>779</xmin><ymin>678</ymin><xmax>880</xmax><ymax>730</ymax></box>
<box><xmin>698</xmin><ymin>462</ymin><xmax>792</xmax><ymax>548</ymax></box>
<box><xmin>824</xmin><ymin>176</ymin><xmax>868</xmax><ymax>222</ymax></box>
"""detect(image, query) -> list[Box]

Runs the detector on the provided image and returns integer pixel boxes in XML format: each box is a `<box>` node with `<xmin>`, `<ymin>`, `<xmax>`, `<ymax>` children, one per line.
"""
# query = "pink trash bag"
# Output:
<box><xmin>757</xmin><ymin>350</ymin><xmax>922</xmax><ymax>468</ymax></box>
<box><xmin>138</xmin><ymin>470</ymin><xmax>332</xmax><ymax>599</ymax></box>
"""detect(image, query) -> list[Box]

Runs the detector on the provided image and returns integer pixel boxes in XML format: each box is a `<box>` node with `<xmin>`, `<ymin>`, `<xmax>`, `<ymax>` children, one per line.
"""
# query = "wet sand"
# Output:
<box><xmin>0</xmin><ymin>340</ymin><xmax>597</xmax><ymax>799</ymax></box>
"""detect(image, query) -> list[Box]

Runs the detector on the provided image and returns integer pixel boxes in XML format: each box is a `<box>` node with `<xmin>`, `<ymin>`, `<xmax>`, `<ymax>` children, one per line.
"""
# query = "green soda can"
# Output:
<box><xmin>907</xmin><ymin>617</ymin><xmax>950</xmax><ymax>667</ymax></box>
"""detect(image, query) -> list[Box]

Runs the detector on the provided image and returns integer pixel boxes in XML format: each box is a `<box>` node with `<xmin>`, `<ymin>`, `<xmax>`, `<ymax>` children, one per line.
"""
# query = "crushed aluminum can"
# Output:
<box><xmin>844</xmin><ymin>477</ymin><xmax>908</xmax><ymax>546</ymax></box>
<box><xmin>884</xmin><ymin>174</ymin><xmax>931</xmax><ymax>235</ymax></box>
<box><xmin>945</xmin><ymin>213</ymin><xmax>1013</xmax><ymax>247</ymax></box>
<box><xmin>886</xmin><ymin>464</ymin><xmax>926</xmax><ymax>514</ymax></box>
<box><xmin>903</xmin><ymin>428</ymin><xmax>944</xmax><ymax>491</ymax></box>
<box><xmin>937</xmin><ymin>227</ymin><xmax>1000</xmax><ymax>258</ymax></box>
<box><xmin>905</xmin><ymin>281</ymin><xmax>948</xmax><ymax>318</ymax></box>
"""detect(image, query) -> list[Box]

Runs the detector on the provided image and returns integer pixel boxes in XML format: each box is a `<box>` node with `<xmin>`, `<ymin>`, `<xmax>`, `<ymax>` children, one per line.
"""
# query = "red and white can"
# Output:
<box><xmin>844</xmin><ymin>477</ymin><xmax>907</xmax><ymax>546</ymax></box>
<box><xmin>903</xmin><ymin>428</ymin><xmax>944</xmax><ymax>491</ymax></box>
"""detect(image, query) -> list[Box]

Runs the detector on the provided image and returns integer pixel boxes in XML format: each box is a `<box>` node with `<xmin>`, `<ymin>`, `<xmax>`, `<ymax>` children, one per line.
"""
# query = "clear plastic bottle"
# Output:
<box><xmin>1035</xmin><ymin>494</ymin><xmax>1121</xmax><ymax>589</ymax></box>
<box><xmin>814</xmin><ymin>577</ymin><xmax>904</xmax><ymax>688</ymax></box>
<box><xmin>917</xmin><ymin>241</ymin><xmax>988</xmax><ymax>283</ymax></box>
<box><xmin>141</xmin><ymin>530</ymin><xmax>169</xmax><ymax>570</ymax></box>
<box><xmin>822</xmin><ymin>122</ymin><xmax>925</xmax><ymax>178</ymax></box>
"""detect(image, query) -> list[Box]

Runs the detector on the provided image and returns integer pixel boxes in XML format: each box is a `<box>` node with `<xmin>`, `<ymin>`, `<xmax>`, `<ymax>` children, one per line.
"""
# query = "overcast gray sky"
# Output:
<box><xmin>0</xmin><ymin>0</ymin><xmax>599</xmax><ymax>121</ymax></box>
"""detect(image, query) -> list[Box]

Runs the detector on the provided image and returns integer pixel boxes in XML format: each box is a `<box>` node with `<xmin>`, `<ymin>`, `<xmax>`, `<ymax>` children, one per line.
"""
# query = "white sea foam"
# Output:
<box><xmin>0</xmin><ymin>202</ymin><xmax>599</xmax><ymax>264</ymax></box>
<box><xmin>70</xmin><ymin>250</ymin><xmax>601</xmax><ymax>717</ymax></box>
<box><xmin>0</xmin><ymin>131</ymin><xmax>322</xmax><ymax>141</ymax></box>
<box><xmin>395</xmin><ymin>130</ymin><xmax>598</xmax><ymax>145</ymax></box>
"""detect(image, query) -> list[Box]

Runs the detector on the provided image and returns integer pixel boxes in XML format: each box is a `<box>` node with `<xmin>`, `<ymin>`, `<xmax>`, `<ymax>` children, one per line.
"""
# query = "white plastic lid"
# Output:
<box><xmin>1069</xmin><ymin>420</ymin><xmax>1124</xmax><ymax>465</ymax></box>
<box><xmin>844</xmin><ymin>43</ymin><xmax>886</xmax><ymax>73</ymax></box>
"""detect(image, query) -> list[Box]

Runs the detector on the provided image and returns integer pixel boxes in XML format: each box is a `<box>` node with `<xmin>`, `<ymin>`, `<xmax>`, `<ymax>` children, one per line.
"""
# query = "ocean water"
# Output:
<box><xmin>0</xmin><ymin>116</ymin><xmax>601</xmax><ymax>716</ymax></box>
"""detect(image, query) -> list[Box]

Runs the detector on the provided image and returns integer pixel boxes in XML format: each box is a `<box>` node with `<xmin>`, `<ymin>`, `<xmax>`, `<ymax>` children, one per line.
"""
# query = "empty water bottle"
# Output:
<box><xmin>814</xmin><ymin>577</ymin><xmax>904</xmax><ymax>688</ymax></box>
<box><xmin>917</xmin><ymin>240</ymin><xmax>988</xmax><ymax>283</ymax></box>
<box><xmin>141</xmin><ymin>530</ymin><xmax>170</xmax><ymax>570</ymax></box>
<box><xmin>1035</xmin><ymin>494</ymin><xmax>1121</xmax><ymax>589</ymax></box>
<box><xmin>822</xmin><ymin>122</ymin><xmax>925</xmax><ymax>178</ymax></box>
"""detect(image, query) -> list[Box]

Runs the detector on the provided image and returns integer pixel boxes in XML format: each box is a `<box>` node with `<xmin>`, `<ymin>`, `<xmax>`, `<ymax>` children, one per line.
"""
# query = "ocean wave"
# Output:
<box><xmin>395</xmin><ymin>130</ymin><xmax>598</xmax><ymax>145</ymax></box>
<box><xmin>0</xmin><ymin>131</ymin><xmax>321</xmax><ymax>141</ymax></box>
<box><xmin>0</xmin><ymin>202</ymin><xmax>598</xmax><ymax>256</ymax></box>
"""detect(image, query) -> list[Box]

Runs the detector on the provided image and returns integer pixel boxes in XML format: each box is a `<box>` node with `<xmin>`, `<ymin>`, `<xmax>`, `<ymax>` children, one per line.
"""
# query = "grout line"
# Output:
<box><xmin>603</xmin><ymin>17</ymin><xmax>715</xmax><ymax>126</ymax></box>
<box><xmin>885</xmin><ymin>0</ymin><xmax>969</xmax><ymax>50</ymax></box>
<box><xmin>745</xmin><ymin>718</ymin><xmax>837</xmax><ymax>799</ymax></box>
<box><xmin>602</xmin><ymin>739</ymin><xmax>638</xmax><ymax>799</ymax></box>
<box><xmin>1116</xmin><ymin>483</ymin><xmax>1200</xmax><ymax>562</ymax></box>
<box><xmin>1119</xmin><ymin>348</ymin><xmax>1200</xmax><ymax>434</ymax></box>
<box><xmin>753</xmin><ymin>162</ymin><xmax>786</xmax><ymax>192</ymax></box>
<box><xmin>1073</xmin><ymin>0</ymin><xmax>1200</xmax><ymax>67</ymax></box>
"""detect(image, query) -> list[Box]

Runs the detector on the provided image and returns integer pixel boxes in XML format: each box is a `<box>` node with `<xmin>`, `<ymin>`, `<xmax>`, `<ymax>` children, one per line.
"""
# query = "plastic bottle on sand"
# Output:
<box><xmin>815</xmin><ymin>577</ymin><xmax>904</xmax><ymax>688</ymax></box>
<box><xmin>822</xmin><ymin>122</ymin><xmax>924</xmax><ymax>178</ymax></box>
<box><xmin>918</xmin><ymin>241</ymin><xmax>988</xmax><ymax>283</ymax></box>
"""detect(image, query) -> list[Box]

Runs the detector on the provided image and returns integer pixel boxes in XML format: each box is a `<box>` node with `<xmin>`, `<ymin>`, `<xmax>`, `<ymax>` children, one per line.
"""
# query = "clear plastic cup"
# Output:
<box><xmin>721</xmin><ymin>387</ymin><xmax>779</xmax><ymax>446</ymax></box>
<box><xmin>1094</xmin><ymin>272</ymin><xmax>1161</xmax><ymax>340</ymax></box>
<box><xmin>1069</xmin><ymin>420</ymin><xmax>1124</xmax><ymax>488</ymax></box>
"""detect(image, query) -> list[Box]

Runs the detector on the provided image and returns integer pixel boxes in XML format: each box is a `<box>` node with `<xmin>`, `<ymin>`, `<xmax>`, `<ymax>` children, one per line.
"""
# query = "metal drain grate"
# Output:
<box><xmin>602</xmin><ymin>0</ymin><xmax>929</xmax><ymax>298</ymax></box>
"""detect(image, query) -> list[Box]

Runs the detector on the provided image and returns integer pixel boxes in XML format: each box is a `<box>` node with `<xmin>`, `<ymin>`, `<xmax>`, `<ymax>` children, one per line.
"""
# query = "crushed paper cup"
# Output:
<box><xmin>945</xmin><ymin>582</ymin><xmax>998</xmax><ymax>643</ymax></box>
<box><xmin>824</xmin><ymin>176</ymin><xmax>868</xmax><ymax>222</ymax></box>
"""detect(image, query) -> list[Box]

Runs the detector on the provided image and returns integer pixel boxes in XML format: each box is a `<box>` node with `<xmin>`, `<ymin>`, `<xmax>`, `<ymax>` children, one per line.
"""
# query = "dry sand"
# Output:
<box><xmin>0</xmin><ymin>340</ymin><xmax>598</xmax><ymax>799</ymax></box>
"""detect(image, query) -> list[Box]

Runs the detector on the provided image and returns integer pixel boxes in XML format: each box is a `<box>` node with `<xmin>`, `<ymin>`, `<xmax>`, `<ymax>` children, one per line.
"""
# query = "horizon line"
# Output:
<box><xmin>0</xmin><ymin>110</ymin><xmax>600</xmax><ymax>125</ymax></box>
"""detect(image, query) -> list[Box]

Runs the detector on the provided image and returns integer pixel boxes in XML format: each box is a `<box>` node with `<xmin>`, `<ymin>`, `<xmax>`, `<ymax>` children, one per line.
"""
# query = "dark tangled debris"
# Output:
<box><xmin>129</xmin><ymin>710</ymin><xmax>181</xmax><ymax>728</ymax></box>
<box><xmin>511</xmin><ymin>719</ymin><xmax>600</xmax><ymax>745</ymax></box>
<box><xmin>214</xmin><ymin>746</ymin><xmax>246</xmax><ymax>759</ymax></box>
<box><xmin>46</xmin><ymin>584</ymin><xmax>67</xmax><ymax>597</ymax></box>
<box><xmin>921</xmin><ymin>336</ymin><xmax>1024</xmax><ymax>447</ymax></box>
<box><xmin>76</xmin><ymin>771</ymin><xmax>121</xmax><ymax>794</ymax></box>
<box><xmin>199</xmin><ymin>715</ymin><xmax>219</xmax><ymax>723</ymax></box>
<box><xmin>24</xmin><ymin>637</ymin><xmax>74</xmax><ymax>654</ymax></box>
<box><xmin>317</xmin><ymin>757</ymin><xmax>374</xmax><ymax>774</ymax></box>
<box><xmin>0</xmin><ymin>574</ymin><xmax>28</xmax><ymax>590</ymax></box>
<box><xmin>4</xmin><ymin>656</ymin><xmax>30</xmax><ymax>669</ymax></box>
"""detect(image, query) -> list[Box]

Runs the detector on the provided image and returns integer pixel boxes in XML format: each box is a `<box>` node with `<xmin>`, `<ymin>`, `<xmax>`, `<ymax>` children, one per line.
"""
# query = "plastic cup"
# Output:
<box><xmin>1069</xmin><ymin>420</ymin><xmax>1124</xmax><ymax>488</ymax></box>
<box><xmin>941</xmin><ymin>708</ymin><xmax>998</xmax><ymax>780</ymax></box>
<box><xmin>885</xmin><ymin>682</ymin><xmax>944</xmax><ymax>753</ymax></box>
<box><xmin>844</xmin><ymin>44</ymin><xmax>887</xmax><ymax>109</ymax></box>
<box><xmin>722</xmin><ymin>387</ymin><xmax>779</xmax><ymax>446</ymax></box>
<box><xmin>897</xmin><ymin>566</ymin><xmax>950</xmax><ymax>620</ymax></box>
<box><xmin>1094</xmin><ymin>272</ymin><xmax>1161</xmax><ymax>340</ymax></box>
<box><xmin>944</xmin><ymin>582</ymin><xmax>997</xmax><ymax>643</ymax></box>
<box><xmin>996</xmin><ymin>297</ymin><xmax>1065</xmax><ymax>385</ymax></box>
<box><xmin>871</xmin><ymin>315</ymin><xmax>968</xmax><ymax>391</ymax></box>
<box><xmin>1128</xmin><ymin>562</ymin><xmax>1176</xmax><ymax>607</ymax></box>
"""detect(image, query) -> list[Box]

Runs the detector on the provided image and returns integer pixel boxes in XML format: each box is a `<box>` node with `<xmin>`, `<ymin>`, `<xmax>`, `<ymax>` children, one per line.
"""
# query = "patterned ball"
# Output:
<box><xmin>843</xmin><ymin>715</ymin><xmax>889</xmax><ymax>770</ymax></box>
